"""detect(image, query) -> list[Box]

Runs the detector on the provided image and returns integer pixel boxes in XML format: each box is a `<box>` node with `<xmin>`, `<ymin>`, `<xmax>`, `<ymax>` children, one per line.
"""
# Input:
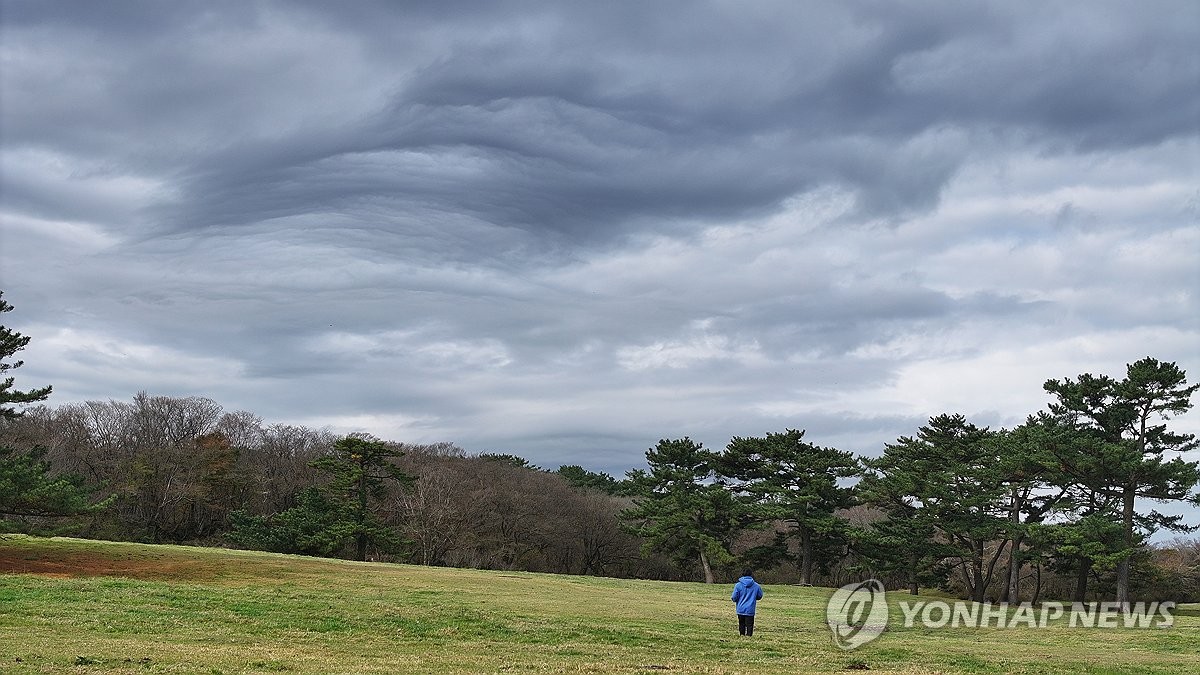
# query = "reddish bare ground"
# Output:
<box><xmin>0</xmin><ymin>541</ymin><xmax>217</xmax><ymax>581</ymax></box>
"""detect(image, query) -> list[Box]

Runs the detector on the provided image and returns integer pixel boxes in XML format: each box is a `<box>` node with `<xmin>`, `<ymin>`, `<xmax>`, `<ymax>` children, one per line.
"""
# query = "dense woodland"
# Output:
<box><xmin>2</xmin><ymin>292</ymin><xmax>1198</xmax><ymax>603</ymax></box>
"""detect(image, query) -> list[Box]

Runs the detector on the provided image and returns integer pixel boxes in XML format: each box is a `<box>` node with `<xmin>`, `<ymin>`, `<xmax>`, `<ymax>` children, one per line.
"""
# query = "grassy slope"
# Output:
<box><xmin>0</xmin><ymin>536</ymin><xmax>1196</xmax><ymax>674</ymax></box>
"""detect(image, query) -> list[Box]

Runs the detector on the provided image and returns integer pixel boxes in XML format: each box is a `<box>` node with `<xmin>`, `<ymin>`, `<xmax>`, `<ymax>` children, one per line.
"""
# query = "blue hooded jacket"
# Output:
<box><xmin>731</xmin><ymin>575</ymin><xmax>763</xmax><ymax>615</ymax></box>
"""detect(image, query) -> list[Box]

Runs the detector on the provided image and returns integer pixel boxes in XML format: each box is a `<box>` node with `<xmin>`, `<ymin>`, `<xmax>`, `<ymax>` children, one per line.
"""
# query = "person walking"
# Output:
<box><xmin>731</xmin><ymin>568</ymin><xmax>764</xmax><ymax>636</ymax></box>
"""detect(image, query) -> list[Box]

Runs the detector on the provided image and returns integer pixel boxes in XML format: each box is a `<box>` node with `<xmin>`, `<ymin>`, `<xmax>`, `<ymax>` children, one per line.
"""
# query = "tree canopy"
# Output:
<box><xmin>232</xmin><ymin>434</ymin><xmax>415</xmax><ymax>561</ymax></box>
<box><xmin>0</xmin><ymin>291</ymin><xmax>52</xmax><ymax>419</ymax></box>
<box><xmin>1044</xmin><ymin>357</ymin><xmax>1200</xmax><ymax>607</ymax></box>
<box><xmin>621</xmin><ymin>438</ymin><xmax>739</xmax><ymax>583</ymax></box>
<box><xmin>718</xmin><ymin>429</ymin><xmax>859</xmax><ymax>585</ymax></box>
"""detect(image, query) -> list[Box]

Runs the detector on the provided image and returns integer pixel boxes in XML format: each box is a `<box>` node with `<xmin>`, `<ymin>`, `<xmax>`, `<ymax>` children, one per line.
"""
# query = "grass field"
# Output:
<box><xmin>1</xmin><ymin>536</ymin><xmax>1197</xmax><ymax>674</ymax></box>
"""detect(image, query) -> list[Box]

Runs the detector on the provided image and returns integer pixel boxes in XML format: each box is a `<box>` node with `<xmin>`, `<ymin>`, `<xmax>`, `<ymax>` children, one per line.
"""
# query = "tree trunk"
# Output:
<box><xmin>908</xmin><ymin>550</ymin><xmax>919</xmax><ymax>595</ymax></box>
<box><xmin>1005</xmin><ymin>534</ymin><xmax>1025</xmax><ymax>603</ymax></box>
<box><xmin>982</xmin><ymin>539</ymin><xmax>1008</xmax><ymax>602</ymax></box>
<box><xmin>699</xmin><ymin>547</ymin><xmax>715</xmax><ymax>584</ymax></box>
<box><xmin>1003</xmin><ymin>488</ymin><xmax>1024</xmax><ymax>603</ymax></box>
<box><xmin>1073</xmin><ymin>557</ymin><xmax>1091</xmax><ymax>603</ymax></box>
<box><xmin>799</xmin><ymin>528</ymin><xmax>814</xmax><ymax>586</ymax></box>
<box><xmin>1115</xmin><ymin>485</ymin><xmax>1134</xmax><ymax>610</ymax></box>
<box><xmin>1116</xmin><ymin>408</ymin><xmax>1150</xmax><ymax>611</ymax></box>
<box><xmin>972</xmin><ymin>541</ymin><xmax>986</xmax><ymax>603</ymax></box>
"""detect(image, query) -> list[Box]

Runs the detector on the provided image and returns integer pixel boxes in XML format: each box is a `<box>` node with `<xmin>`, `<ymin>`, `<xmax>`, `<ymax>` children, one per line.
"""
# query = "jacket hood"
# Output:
<box><xmin>738</xmin><ymin>576</ymin><xmax>756</xmax><ymax>587</ymax></box>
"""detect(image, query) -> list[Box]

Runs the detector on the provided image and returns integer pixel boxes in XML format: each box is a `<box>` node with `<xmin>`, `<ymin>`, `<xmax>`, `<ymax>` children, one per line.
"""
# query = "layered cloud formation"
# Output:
<box><xmin>2</xmin><ymin>1</ymin><xmax>1197</xmax><ymax>502</ymax></box>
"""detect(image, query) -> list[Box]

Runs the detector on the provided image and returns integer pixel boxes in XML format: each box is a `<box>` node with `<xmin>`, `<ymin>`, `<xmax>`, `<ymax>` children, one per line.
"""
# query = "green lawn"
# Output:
<box><xmin>1</xmin><ymin>536</ymin><xmax>1196</xmax><ymax>674</ymax></box>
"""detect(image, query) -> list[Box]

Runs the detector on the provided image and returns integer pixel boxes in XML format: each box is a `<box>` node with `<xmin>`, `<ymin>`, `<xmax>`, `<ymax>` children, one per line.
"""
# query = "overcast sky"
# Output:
<box><xmin>1</xmin><ymin>2</ymin><xmax>1197</xmax><ymax>524</ymax></box>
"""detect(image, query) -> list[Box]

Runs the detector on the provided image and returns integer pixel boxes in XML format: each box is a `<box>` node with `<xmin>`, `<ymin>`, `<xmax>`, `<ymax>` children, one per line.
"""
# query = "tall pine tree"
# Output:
<box><xmin>717</xmin><ymin>429</ymin><xmax>858</xmax><ymax>585</ymax></box>
<box><xmin>1044</xmin><ymin>357</ymin><xmax>1199</xmax><ymax>608</ymax></box>
<box><xmin>620</xmin><ymin>438</ymin><xmax>738</xmax><ymax>583</ymax></box>
<box><xmin>865</xmin><ymin>414</ymin><xmax>1010</xmax><ymax>602</ymax></box>
<box><xmin>0</xmin><ymin>292</ymin><xmax>106</xmax><ymax>526</ymax></box>
<box><xmin>229</xmin><ymin>434</ymin><xmax>414</xmax><ymax>561</ymax></box>
<box><xmin>0</xmin><ymin>291</ymin><xmax>52</xmax><ymax>418</ymax></box>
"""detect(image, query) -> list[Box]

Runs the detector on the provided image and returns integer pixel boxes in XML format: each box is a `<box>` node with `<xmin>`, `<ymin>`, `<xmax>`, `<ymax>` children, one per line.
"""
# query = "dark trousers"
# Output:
<box><xmin>738</xmin><ymin>613</ymin><xmax>755</xmax><ymax>636</ymax></box>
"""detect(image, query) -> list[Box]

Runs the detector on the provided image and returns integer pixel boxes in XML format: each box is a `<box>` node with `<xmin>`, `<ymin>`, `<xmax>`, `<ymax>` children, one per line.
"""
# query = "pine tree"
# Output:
<box><xmin>0</xmin><ymin>292</ymin><xmax>107</xmax><ymax>526</ymax></box>
<box><xmin>620</xmin><ymin>438</ymin><xmax>738</xmax><ymax>583</ymax></box>
<box><xmin>1044</xmin><ymin>357</ymin><xmax>1199</xmax><ymax>608</ymax></box>
<box><xmin>717</xmin><ymin>429</ymin><xmax>859</xmax><ymax>585</ymax></box>
<box><xmin>865</xmin><ymin>414</ymin><xmax>1010</xmax><ymax>602</ymax></box>
<box><xmin>0</xmin><ymin>291</ymin><xmax>52</xmax><ymax>419</ymax></box>
<box><xmin>228</xmin><ymin>434</ymin><xmax>414</xmax><ymax>561</ymax></box>
<box><xmin>312</xmin><ymin>434</ymin><xmax>415</xmax><ymax>561</ymax></box>
<box><xmin>0</xmin><ymin>447</ymin><xmax>107</xmax><ymax>522</ymax></box>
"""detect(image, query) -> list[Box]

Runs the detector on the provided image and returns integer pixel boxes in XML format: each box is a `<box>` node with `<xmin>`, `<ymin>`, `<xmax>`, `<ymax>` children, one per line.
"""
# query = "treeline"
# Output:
<box><xmin>0</xmin><ymin>395</ymin><xmax>667</xmax><ymax>578</ymax></box>
<box><xmin>623</xmin><ymin>357</ymin><xmax>1199</xmax><ymax>606</ymax></box>
<box><xmin>1</xmin><ymin>358</ymin><xmax>1198</xmax><ymax>603</ymax></box>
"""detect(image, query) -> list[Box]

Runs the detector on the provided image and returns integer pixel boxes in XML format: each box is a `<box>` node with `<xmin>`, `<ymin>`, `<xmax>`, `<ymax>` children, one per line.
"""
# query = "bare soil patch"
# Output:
<box><xmin>0</xmin><ymin>539</ymin><xmax>218</xmax><ymax>581</ymax></box>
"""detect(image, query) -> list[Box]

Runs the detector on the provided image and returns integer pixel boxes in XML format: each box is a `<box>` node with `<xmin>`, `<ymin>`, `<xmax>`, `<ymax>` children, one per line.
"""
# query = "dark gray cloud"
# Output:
<box><xmin>8</xmin><ymin>1</ymin><xmax>1195</xmax><ymax>245</ymax></box>
<box><xmin>1</xmin><ymin>0</ymin><xmax>1197</xmax><ymax>529</ymax></box>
